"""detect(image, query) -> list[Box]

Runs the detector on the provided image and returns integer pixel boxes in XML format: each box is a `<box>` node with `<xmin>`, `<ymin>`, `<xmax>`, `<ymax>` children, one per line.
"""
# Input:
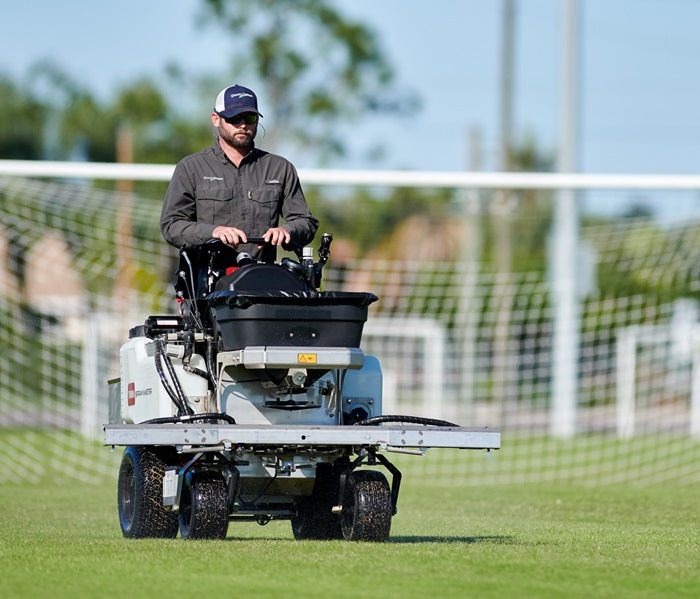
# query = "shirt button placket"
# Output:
<box><xmin>238</xmin><ymin>167</ymin><xmax>248</xmax><ymax>231</ymax></box>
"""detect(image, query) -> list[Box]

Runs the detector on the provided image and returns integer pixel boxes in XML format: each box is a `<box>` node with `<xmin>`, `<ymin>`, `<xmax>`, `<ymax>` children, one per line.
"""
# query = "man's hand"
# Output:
<box><xmin>212</xmin><ymin>226</ymin><xmax>247</xmax><ymax>246</ymax></box>
<box><xmin>262</xmin><ymin>227</ymin><xmax>291</xmax><ymax>246</ymax></box>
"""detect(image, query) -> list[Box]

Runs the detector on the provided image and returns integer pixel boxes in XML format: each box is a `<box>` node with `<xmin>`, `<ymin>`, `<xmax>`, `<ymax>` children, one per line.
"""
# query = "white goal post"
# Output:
<box><xmin>3</xmin><ymin>158</ymin><xmax>700</xmax><ymax>189</ymax></box>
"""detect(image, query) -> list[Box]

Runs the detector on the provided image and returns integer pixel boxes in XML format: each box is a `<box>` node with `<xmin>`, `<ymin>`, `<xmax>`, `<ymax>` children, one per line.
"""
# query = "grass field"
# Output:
<box><xmin>1</xmin><ymin>442</ymin><xmax>698</xmax><ymax>599</ymax></box>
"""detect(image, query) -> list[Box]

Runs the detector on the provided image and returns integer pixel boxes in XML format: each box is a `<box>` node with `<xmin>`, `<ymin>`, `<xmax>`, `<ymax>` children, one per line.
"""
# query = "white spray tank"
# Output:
<box><xmin>119</xmin><ymin>336</ymin><xmax>210</xmax><ymax>424</ymax></box>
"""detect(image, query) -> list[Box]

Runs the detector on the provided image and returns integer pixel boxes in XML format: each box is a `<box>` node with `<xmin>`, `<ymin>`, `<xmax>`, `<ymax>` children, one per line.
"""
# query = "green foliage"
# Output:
<box><xmin>0</xmin><ymin>63</ymin><xmax>213</xmax><ymax>165</ymax></box>
<box><xmin>584</xmin><ymin>216</ymin><xmax>700</xmax><ymax>303</ymax></box>
<box><xmin>0</xmin><ymin>299</ymin><xmax>82</xmax><ymax>405</ymax></box>
<box><xmin>307</xmin><ymin>186</ymin><xmax>456</xmax><ymax>257</ymax></box>
<box><xmin>112</xmin><ymin>79</ymin><xmax>167</xmax><ymax>125</ymax></box>
<box><xmin>199</xmin><ymin>0</ymin><xmax>417</xmax><ymax>160</ymax></box>
<box><xmin>0</xmin><ymin>76</ymin><xmax>46</xmax><ymax>159</ymax></box>
<box><xmin>0</xmin><ymin>178</ymin><xmax>168</xmax><ymax>300</ymax></box>
<box><xmin>508</xmin><ymin>130</ymin><xmax>556</xmax><ymax>172</ymax></box>
<box><xmin>0</xmin><ymin>1</ymin><xmax>416</xmax><ymax>167</ymax></box>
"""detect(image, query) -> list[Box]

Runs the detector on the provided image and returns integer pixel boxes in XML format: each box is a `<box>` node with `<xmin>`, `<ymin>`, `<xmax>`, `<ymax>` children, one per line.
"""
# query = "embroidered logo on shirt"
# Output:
<box><xmin>203</xmin><ymin>176</ymin><xmax>224</xmax><ymax>181</ymax></box>
<box><xmin>266</xmin><ymin>179</ymin><xmax>280</xmax><ymax>184</ymax></box>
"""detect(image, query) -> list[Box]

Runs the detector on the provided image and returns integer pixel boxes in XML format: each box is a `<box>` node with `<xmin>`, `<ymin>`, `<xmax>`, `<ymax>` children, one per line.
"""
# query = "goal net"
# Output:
<box><xmin>1</xmin><ymin>172</ymin><xmax>699</xmax><ymax>486</ymax></box>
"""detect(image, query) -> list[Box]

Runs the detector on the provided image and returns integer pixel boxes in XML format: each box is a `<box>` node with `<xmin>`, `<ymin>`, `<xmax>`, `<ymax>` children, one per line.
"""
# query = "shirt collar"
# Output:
<box><xmin>211</xmin><ymin>140</ymin><xmax>259</xmax><ymax>166</ymax></box>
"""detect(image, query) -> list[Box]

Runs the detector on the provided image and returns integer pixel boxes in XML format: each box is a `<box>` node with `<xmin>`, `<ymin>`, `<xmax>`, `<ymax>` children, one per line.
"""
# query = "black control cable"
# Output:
<box><xmin>143</xmin><ymin>413</ymin><xmax>236</xmax><ymax>425</ymax></box>
<box><xmin>355</xmin><ymin>415</ymin><xmax>459</xmax><ymax>427</ymax></box>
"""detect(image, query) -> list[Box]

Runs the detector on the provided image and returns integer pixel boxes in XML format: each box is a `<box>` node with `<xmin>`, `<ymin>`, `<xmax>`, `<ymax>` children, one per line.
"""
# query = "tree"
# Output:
<box><xmin>199</xmin><ymin>0</ymin><xmax>417</xmax><ymax>163</ymax></box>
<box><xmin>0</xmin><ymin>76</ymin><xmax>47</xmax><ymax>159</ymax></box>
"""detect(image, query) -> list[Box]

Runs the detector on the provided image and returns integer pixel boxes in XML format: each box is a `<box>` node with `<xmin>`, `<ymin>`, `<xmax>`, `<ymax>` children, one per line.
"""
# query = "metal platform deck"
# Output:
<box><xmin>104</xmin><ymin>423</ymin><xmax>500</xmax><ymax>453</ymax></box>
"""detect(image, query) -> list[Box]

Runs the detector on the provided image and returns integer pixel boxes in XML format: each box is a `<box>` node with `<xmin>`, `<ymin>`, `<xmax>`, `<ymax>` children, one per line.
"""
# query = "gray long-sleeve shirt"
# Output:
<box><xmin>160</xmin><ymin>142</ymin><xmax>319</xmax><ymax>261</ymax></box>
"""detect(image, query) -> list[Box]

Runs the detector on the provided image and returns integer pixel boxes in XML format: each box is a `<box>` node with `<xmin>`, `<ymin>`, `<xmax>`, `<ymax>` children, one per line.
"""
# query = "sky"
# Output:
<box><xmin>1</xmin><ymin>0</ymin><xmax>699</xmax><ymax>215</ymax></box>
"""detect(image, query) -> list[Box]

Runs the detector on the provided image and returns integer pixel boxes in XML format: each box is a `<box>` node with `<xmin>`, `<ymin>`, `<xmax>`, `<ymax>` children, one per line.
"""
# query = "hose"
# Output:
<box><xmin>153</xmin><ymin>339</ymin><xmax>180</xmax><ymax>408</ymax></box>
<box><xmin>205</xmin><ymin>335</ymin><xmax>219</xmax><ymax>390</ymax></box>
<box><xmin>161</xmin><ymin>340</ymin><xmax>194</xmax><ymax>416</ymax></box>
<box><xmin>155</xmin><ymin>338</ymin><xmax>194</xmax><ymax>416</ymax></box>
<box><xmin>354</xmin><ymin>415</ymin><xmax>459</xmax><ymax>427</ymax></box>
<box><xmin>143</xmin><ymin>412</ymin><xmax>236</xmax><ymax>425</ymax></box>
<box><xmin>180</xmin><ymin>331</ymin><xmax>217</xmax><ymax>390</ymax></box>
<box><xmin>186</xmin><ymin>365</ymin><xmax>212</xmax><ymax>382</ymax></box>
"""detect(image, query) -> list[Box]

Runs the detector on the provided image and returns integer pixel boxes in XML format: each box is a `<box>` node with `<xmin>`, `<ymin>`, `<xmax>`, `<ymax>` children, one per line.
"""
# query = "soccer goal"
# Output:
<box><xmin>1</xmin><ymin>161</ymin><xmax>700</xmax><ymax>485</ymax></box>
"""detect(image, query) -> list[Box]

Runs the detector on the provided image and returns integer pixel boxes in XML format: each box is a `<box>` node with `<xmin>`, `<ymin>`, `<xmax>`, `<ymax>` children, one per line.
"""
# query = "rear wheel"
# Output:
<box><xmin>340</xmin><ymin>470</ymin><xmax>392</xmax><ymax>542</ymax></box>
<box><xmin>179</xmin><ymin>472</ymin><xmax>229</xmax><ymax>540</ymax></box>
<box><xmin>117</xmin><ymin>446</ymin><xmax>178</xmax><ymax>539</ymax></box>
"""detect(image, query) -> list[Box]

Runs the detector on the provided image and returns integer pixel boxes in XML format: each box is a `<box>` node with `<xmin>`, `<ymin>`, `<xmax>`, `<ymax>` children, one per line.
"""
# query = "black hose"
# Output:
<box><xmin>186</xmin><ymin>366</ymin><xmax>211</xmax><ymax>381</ymax></box>
<box><xmin>154</xmin><ymin>339</ymin><xmax>180</xmax><ymax>408</ymax></box>
<box><xmin>162</xmin><ymin>341</ymin><xmax>194</xmax><ymax>416</ymax></box>
<box><xmin>355</xmin><ymin>415</ymin><xmax>459</xmax><ymax>427</ymax></box>
<box><xmin>142</xmin><ymin>412</ymin><xmax>236</xmax><ymax>425</ymax></box>
<box><xmin>156</xmin><ymin>338</ymin><xmax>194</xmax><ymax>416</ymax></box>
<box><xmin>205</xmin><ymin>336</ymin><xmax>219</xmax><ymax>390</ymax></box>
<box><xmin>179</xmin><ymin>249</ymin><xmax>206</xmax><ymax>331</ymax></box>
<box><xmin>180</xmin><ymin>330</ymin><xmax>216</xmax><ymax>389</ymax></box>
<box><xmin>182</xmin><ymin>330</ymin><xmax>194</xmax><ymax>368</ymax></box>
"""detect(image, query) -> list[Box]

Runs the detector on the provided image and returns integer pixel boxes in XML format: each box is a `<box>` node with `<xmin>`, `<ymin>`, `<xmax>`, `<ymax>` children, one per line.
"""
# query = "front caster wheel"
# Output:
<box><xmin>340</xmin><ymin>470</ymin><xmax>392</xmax><ymax>542</ymax></box>
<box><xmin>117</xmin><ymin>446</ymin><xmax>178</xmax><ymax>539</ymax></box>
<box><xmin>292</xmin><ymin>496</ymin><xmax>343</xmax><ymax>540</ymax></box>
<box><xmin>292</xmin><ymin>464</ymin><xmax>343</xmax><ymax>540</ymax></box>
<box><xmin>179</xmin><ymin>472</ymin><xmax>229</xmax><ymax>540</ymax></box>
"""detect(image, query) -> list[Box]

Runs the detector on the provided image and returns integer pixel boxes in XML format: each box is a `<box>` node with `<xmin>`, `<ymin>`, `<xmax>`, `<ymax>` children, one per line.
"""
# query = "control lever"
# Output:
<box><xmin>305</xmin><ymin>233</ymin><xmax>333</xmax><ymax>289</ymax></box>
<box><xmin>318</xmin><ymin>233</ymin><xmax>333</xmax><ymax>264</ymax></box>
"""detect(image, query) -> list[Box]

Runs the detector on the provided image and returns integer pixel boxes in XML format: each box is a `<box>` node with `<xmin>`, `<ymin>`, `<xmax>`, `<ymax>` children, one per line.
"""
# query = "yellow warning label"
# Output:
<box><xmin>297</xmin><ymin>353</ymin><xmax>317</xmax><ymax>364</ymax></box>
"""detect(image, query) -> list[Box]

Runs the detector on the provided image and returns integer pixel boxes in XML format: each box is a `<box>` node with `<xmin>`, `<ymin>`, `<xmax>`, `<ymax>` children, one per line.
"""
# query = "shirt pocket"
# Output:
<box><xmin>195</xmin><ymin>186</ymin><xmax>234</xmax><ymax>224</ymax></box>
<box><xmin>248</xmin><ymin>186</ymin><xmax>282</xmax><ymax>228</ymax></box>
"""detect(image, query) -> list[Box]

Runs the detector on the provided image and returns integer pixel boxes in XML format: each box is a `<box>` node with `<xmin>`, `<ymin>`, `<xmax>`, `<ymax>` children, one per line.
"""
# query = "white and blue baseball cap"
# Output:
<box><xmin>214</xmin><ymin>84</ymin><xmax>263</xmax><ymax>118</ymax></box>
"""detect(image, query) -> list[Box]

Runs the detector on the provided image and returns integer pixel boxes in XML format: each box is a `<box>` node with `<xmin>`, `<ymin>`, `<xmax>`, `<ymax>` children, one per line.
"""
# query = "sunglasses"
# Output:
<box><xmin>223</xmin><ymin>113</ymin><xmax>259</xmax><ymax>126</ymax></box>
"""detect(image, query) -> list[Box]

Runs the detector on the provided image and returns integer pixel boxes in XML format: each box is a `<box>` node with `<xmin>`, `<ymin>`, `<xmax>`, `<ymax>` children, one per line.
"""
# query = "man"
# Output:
<box><xmin>160</xmin><ymin>84</ymin><xmax>319</xmax><ymax>262</ymax></box>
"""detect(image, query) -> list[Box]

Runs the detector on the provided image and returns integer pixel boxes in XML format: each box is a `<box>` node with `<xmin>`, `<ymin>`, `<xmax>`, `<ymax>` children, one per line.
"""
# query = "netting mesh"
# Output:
<box><xmin>1</xmin><ymin>176</ymin><xmax>699</xmax><ymax>485</ymax></box>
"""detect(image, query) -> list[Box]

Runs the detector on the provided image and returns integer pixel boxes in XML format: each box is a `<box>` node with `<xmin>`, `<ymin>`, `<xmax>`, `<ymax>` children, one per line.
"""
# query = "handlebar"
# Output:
<box><xmin>203</xmin><ymin>236</ymin><xmax>303</xmax><ymax>258</ymax></box>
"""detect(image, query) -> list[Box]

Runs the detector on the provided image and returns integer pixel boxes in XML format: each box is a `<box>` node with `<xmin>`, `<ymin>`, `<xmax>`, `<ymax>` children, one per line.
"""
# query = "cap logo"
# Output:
<box><xmin>215</xmin><ymin>85</ymin><xmax>262</xmax><ymax>118</ymax></box>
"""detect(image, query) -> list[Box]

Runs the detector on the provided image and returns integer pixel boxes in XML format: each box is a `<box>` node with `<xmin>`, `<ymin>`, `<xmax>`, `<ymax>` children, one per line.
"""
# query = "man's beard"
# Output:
<box><xmin>219</xmin><ymin>126</ymin><xmax>256</xmax><ymax>151</ymax></box>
